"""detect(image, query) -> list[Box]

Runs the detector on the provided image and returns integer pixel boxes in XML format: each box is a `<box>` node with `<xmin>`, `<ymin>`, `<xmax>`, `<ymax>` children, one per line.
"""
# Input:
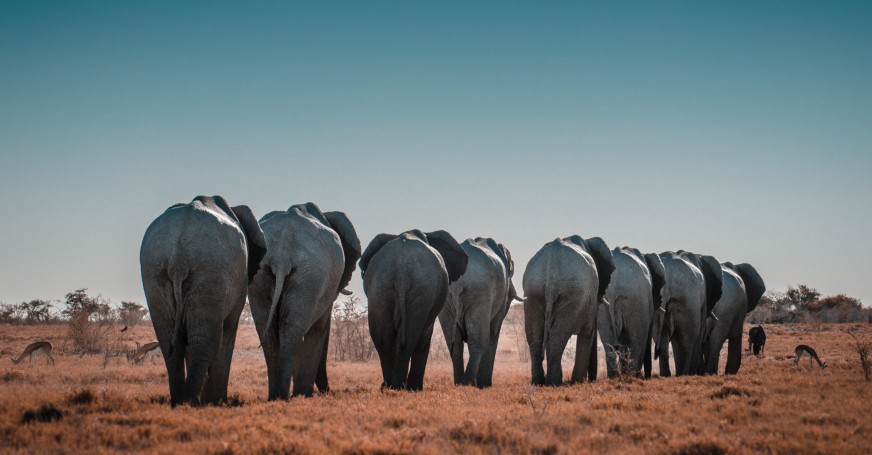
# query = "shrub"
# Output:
<box><xmin>21</xmin><ymin>404</ymin><xmax>63</xmax><ymax>424</ymax></box>
<box><xmin>64</xmin><ymin>289</ymin><xmax>115</xmax><ymax>355</ymax></box>
<box><xmin>330</xmin><ymin>295</ymin><xmax>375</xmax><ymax>362</ymax></box>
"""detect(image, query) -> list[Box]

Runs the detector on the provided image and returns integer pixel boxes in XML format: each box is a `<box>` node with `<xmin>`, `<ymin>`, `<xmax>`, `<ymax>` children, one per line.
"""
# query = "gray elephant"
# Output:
<box><xmin>702</xmin><ymin>262</ymin><xmax>765</xmax><ymax>375</ymax></box>
<box><xmin>248</xmin><ymin>203</ymin><xmax>360</xmax><ymax>399</ymax></box>
<box><xmin>652</xmin><ymin>251</ymin><xmax>722</xmax><ymax>377</ymax></box>
<box><xmin>597</xmin><ymin>247</ymin><xmax>656</xmax><ymax>378</ymax></box>
<box><xmin>437</xmin><ymin>237</ymin><xmax>521</xmax><ymax>387</ymax></box>
<box><xmin>360</xmin><ymin>230</ymin><xmax>468</xmax><ymax>390</ymax></box>
<box><xmin>522</xmin><ymin>236</ymin><xmax>614</xmax><ymax>386</ymax></box>
<box><xmin>140</xmin><ymin>196</ymin><xmax>266</xmax><ymax>406</ymax></box>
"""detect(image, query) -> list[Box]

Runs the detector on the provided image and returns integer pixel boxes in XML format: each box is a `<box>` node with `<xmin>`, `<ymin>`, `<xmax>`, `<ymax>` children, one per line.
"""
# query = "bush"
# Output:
<box><xmin>64</xmin><ymin>289</ymin><xmax>115</xmax><ymax>355</ymax></box>
<box><xmin>330</xmin><ymin>295</ymin><xmax>375</xmax><ymax>362</ymax></box>
<box><xmin>748</xmin><ymin>284</ymin><xmax>869</xmax><ymax>324</ymax></box>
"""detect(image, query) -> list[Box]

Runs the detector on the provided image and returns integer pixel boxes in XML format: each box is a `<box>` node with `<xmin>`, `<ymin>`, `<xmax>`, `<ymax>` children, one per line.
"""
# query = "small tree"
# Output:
<box><xmin>848</xmin><ymin>330</ymin><xmax>871</xmax><ymax>381</ymax></box>
<box><xmin>118</xmin><ymin>301</ymin><xmax>148</xmax><ymax>326</ymax></box>
<box><xmin>17</xmin><ymin>299</ymin><xmax>52</xmax><ymax>324</ymax></box>
<box><xmin>0</xmin><ymin>303</ymin><xmax>17</xmax><ymax>324</ymax></box>
<box><xmin>63</xmin><ymin>289</ymin><xmax>115</xmax><ymax>355</ymax></box>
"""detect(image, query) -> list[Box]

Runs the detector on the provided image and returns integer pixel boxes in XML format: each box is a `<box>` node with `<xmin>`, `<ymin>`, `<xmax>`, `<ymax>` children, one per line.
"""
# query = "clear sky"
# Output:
<box><xmin>1</xmin><ymin>2</ymin><xmax>870</xmax><ymax>307</ymax></box>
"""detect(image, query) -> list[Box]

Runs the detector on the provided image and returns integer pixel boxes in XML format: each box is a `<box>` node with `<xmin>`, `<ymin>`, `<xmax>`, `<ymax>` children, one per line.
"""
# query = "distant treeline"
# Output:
<box><xmin>748</xmin><ymin>284</ymin><xmax>871</xmax><ymax>324</ymax></box>
<box><xmin>0</xmin><ymin>288</ymin><xmax>148</xmax><ymax>327</ymax></box>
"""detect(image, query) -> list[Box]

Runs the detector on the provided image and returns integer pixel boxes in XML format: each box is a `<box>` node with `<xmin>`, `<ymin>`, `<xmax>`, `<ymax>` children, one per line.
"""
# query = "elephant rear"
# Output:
<box><xmin>362</xmin><ymin>230</ymin><xmax>465</xmax><ymax>390</ymax></box>
<box><xmin>140</xmin><ymin>196</ymin><xmax>264</xmax><ymax>406</ymax></box>
<box><xmin>522</xmin><ymin>238</ymin><xmax>600</xmax><ymax>385</ymax></box>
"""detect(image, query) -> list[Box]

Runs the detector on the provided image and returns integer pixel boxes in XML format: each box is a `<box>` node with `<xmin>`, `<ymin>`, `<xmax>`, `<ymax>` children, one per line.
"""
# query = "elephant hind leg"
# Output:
<box><xmin>406</xmin><ymin>326</ymin><xmax>434</xmax><ymax>391</ymax></box>
<box><xmin>293</xmin><ymin>312</ymin><xmax>331</xmax><ymax>397</ymax></box>
<box><xmin>643</xmin><ymin>333</ymin><xmax>653</xmax><ymax>379</ymax></box>
<box><xmin>315</xmin><ymin>319</ymin><xmax>331</xmax><ymax>394</ymax></box>
<box><xmin>164</xmin><ymin>346</ymin><xmax>186</xmax><ymax>406</ymax></box>
<box><xmin>724</xmin><ymin>335</ymin><xmax>743</xmax><ymax>375</ymax></box>
<box><xmin>202</xmin><ymin>296</ymin><xmax>245</xmax><ymax>405</ymax></box>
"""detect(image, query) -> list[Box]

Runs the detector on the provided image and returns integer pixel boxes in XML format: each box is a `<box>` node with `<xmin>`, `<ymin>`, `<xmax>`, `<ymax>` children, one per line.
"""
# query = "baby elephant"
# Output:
<box><xmin>747</xmin><ymin>325</ymin><xmax>766</xmax><ymax>356</ymax></box>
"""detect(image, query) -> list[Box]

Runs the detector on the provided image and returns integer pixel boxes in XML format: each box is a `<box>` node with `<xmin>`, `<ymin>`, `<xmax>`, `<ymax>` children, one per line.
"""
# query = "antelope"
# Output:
<box><xmin>10</xmin><ymin>341</ymin><xmax>55</xmax><ymax>365</ymax></box>
<box><xmin>794</xmin><ymin>345</ymin><xmax>827</xmax><ymax>370</ymax></box>
<box><xmin>127</xmin><ymin>341</ymin><xmax>161</xmax><ymax>364</ymax></box>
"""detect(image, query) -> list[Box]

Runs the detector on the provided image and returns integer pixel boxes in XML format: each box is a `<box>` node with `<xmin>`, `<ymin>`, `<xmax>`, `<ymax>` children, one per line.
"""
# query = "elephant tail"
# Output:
<box><xmin>168</xmin><ymin>269</ymin><xmax>188</xmax><ymax>358</ymax></box>
<box><xmin>261</xmin><ymin>268</ymin><xmax>287</xmax><ymax>346</ymax></box>
<box><xmin>543</xmin><ymin>288</ymin><xmax>556</xmax><ymax>353</ymax></box>
<box><xmin>394</xmin><ymin>286</ymin><xmax>407</xmax><ymax>352</ymax></box>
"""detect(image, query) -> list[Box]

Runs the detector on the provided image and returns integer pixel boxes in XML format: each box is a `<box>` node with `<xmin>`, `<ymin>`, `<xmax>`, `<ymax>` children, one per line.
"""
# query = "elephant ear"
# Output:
<box><xmin>500</xmin><ymin>243</ymin><xmax>515</xmax><ymax>277</ymax></box>
<box><xmin>484</xmin><ymin>238</ymin><xmax>511</xmax><ymax>278</ymax></box>
<box><xmin>231</xmin><ymin>205</ymin><xmax>268</xmax><ymax>284</ymax></box>
<box><xmin>359</xmin><ymin>233</ymin><xmax>398</xmax><ymax>278</ymax></box>
<box><xmin>424</xmin><ymin>230</ymin><xmax>468</xmax><ymax>283</ymax></box>
<box><xmin>585</xmin><ymin>237</ymin><xmax>615</xmax><ymax>303</ymax></box>
<box><xmin>323</xmin><ymin>211</ymin><xmax>362</xmax><ymax>294</ymax></box>
<box><xmin>735</xmin><ymin>263</ymin><xmax>765</xmax><ymax>313</ymax></box>
<box><xmin>697</xmin><ymin>254</ymin><xmax>724</xmax><ymax>314</ymax></box>
<box><xmin>644</xmin><ymin>253</ymin><xmax>666</xmax><ymax>310</ymax></box>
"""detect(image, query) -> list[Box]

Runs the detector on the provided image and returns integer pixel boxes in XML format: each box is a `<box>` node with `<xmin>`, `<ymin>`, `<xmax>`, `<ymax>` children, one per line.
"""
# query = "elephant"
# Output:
<box><xmin>597</xmin><ymin>247</ymin><xmax>656</xmax><ymax>378</ymax></box>
<box><xmin>651</xmin><ymin>251</ymin><xmax>722</xmax><ymax>377</ymax></box>
<box><xmin>437</xmin><ymin>237</ymin><xmax>521</xmax><ymax>387</ymax></box>
<box><xmin>522</xmin><ymin>236</ymin><xmax>614</xmax><ymax>386</ymax></box>
<box><xmin>140</xmin><ymin>195</ymin><xmax>266</xmax><ymax>406</ymax></box>
<box><xmin>702</xmin><ymin>262</ymin><xmax>765</xmax><ymax>375</ymax></box>
<box><xmin>748</xmin><ymin>325</ymin><xmax>766</xmax><ymax>355</ymax></box>
<box><xmin>360</xmin><ymin>229</ymin><xmax>468</xmax><ymax>390</ymax></box>
<box><xmin>248</xmin><ymin>202</ymin><xmax>360</xmax><ymax>399</ymax></box>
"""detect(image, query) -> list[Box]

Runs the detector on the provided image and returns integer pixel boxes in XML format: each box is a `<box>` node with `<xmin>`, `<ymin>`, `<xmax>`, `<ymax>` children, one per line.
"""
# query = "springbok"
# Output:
<box><xmin>127</xmin><ymin>341</ymin><xmax>161</xmax><ymax>364</ymax></box>
<box><xmin>794</xmin><ymin>345</ymin><xmax>827</xmax><ymax>370</ymax></box>
<box><xmin>10</xmin><ymin>341</ymin><xmax>55</xmax><ymax>365</ymax></box>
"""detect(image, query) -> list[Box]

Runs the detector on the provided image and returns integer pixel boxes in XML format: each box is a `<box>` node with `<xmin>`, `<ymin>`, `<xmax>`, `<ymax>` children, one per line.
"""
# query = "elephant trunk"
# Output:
<box><xmin>261</xmin><ymin>268</ymin><xmax>288</xmax><ymax>346</ymax></box>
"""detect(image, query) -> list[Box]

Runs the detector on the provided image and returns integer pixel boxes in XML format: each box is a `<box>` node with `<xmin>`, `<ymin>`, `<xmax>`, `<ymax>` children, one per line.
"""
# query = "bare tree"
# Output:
<box><xmin>330</xmin><ymin>295</ymin><xmax>375</xmax><ymax>362</ymax></box>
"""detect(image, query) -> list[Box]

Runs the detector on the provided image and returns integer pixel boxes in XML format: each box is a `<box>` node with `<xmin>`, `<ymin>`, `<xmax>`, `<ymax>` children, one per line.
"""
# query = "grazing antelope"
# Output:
<box><xmin>794</xmin><ymin>345</ymin><xmax>827</xmax><ymax>370</ymax></box>
<box><xmin>127</xmin><ymin>341</ymin><xmax>161</xmax><ymax>364</ymax></box>
<box><xmin>10</xmin><ymin>341</ymin><xmax>55</xmax><ymax>365</ymax></box>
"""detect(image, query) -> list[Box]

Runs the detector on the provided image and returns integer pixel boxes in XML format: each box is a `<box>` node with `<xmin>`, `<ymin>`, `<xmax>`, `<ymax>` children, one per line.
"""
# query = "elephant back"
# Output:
<box><xmin>360</xmin><ymin>233</ymin><xmax>400</xmax><ymax>277</ymax></box>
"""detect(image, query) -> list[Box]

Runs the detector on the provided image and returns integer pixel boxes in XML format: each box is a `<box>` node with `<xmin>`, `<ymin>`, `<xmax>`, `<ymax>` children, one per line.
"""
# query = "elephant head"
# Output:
<box><xmin>360</xmin><ymin>230</ymin><xmax>468</xmax><ymax>282</ymax></box>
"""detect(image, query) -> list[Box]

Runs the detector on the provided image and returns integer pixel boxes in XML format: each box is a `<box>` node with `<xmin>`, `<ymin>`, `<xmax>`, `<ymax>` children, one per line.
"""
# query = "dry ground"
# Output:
<box><xmin>0</xmin><ymin>322</ymin><xmax>870</xmax><ymax>454</ymax></box>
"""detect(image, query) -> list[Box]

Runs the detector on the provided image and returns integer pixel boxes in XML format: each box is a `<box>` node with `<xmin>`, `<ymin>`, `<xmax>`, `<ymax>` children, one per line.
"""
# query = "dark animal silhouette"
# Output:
<box><xmin>747</xmin><ymin>325</ymin><xmax>766</xmax><ymax>355</ymax></box>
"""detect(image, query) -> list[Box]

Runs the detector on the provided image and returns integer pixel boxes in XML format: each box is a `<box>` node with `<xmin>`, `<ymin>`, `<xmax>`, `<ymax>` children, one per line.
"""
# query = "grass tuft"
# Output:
<box><xmin>67</xmin><ymin>389</ymin><xmax>96</xmax><ymax>405</ymax></box>
<box><xmin>21</xmin><ymin>404</ymin><xmax>63</xmax><ymax>424</ymax></box>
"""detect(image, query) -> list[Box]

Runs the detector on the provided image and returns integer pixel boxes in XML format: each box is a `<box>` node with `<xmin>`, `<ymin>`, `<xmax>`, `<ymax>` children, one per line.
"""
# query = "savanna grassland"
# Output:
<box><xmin>0</xmin><ymin>321</ymin><xmax>870</xmax><ymax>454</ymax></box>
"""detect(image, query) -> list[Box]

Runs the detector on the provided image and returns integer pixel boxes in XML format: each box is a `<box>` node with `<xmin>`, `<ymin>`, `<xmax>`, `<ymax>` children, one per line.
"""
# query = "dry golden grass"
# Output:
<box><xmin>1</xmin><ymin>322</ymin><xmax>870</xmax><ymax>454</ymax></box>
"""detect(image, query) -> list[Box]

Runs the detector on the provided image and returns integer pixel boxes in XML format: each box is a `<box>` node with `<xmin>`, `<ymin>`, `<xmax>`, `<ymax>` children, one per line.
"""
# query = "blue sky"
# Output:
<box><xmin>1</xmin><ymin>2</ymin><xmax>870</xmax><ymax>306</ymax></box>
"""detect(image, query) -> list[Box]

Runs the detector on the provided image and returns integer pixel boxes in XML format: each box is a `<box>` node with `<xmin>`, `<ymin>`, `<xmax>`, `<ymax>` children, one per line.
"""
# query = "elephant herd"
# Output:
<box><xmin>140</xmin><ymin>196</ymin><xmax>765</xmax><ymax>406</ymax></box>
